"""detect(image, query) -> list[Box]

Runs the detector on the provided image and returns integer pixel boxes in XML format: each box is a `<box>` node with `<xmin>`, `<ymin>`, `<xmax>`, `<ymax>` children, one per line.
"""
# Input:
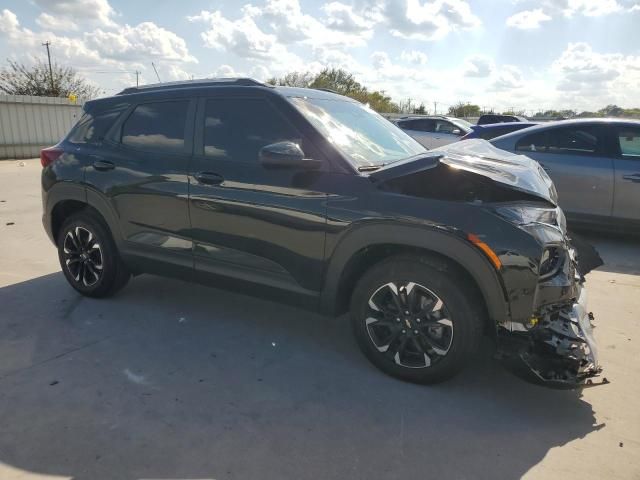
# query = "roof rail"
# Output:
<box><xmin>117</xmin><ymin>78</ymin><xmax>268</xmax><ymax>95</ymax></box>
<box><xmin>312</xmin><ymin>87</ymin><xmax>339</xmax><ymax>94</ymax></box>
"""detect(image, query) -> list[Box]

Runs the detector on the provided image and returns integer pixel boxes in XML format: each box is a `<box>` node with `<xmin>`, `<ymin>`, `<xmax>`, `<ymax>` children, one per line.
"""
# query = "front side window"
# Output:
<box><xmin>289</xmin><ymin>96</ymin><xmax>425</xmax><ymax>167</ymax></box>
<box><xmin>202</xmin><ymin>98</ymin><xmax>301</xmax><ymax>162</ymax></box>
<box><xmin>121</xmin><ymin>101</ymin><xmax>189</xmax><ymax>153</ymax></box>
<box><xmin>68</xmin><ymin>104</ymin><xmax>127</xmax><ymax>144</ymax></box>
<box><xmin>617</xmin><ymin>126</ymin><xmax>640</xmax><ymax>158</ymax></box>
<box><xmin>435</xmin><ymin>120</ymin><xmax>456</xmax><ymax>134</ymax></box>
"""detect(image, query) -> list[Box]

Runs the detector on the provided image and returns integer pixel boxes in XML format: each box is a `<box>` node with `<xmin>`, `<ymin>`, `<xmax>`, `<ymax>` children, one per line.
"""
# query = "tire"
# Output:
<box><xmin>350</xmin><ymin>255</ymin><xmax>482</xmax><ymax>384</ymax></box>
<box><xmin>57</xmin><ymin>210</ymin><xmax>130</xmax><ymax>298</ymax></box>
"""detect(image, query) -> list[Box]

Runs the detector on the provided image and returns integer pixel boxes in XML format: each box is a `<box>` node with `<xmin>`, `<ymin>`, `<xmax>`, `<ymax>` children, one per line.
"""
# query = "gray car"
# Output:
<box><xmin>490</xmin><ymin>118</ymin><xmax>640</xmax><ymax>231</ymax></box>
<box><xmin>394</xmin><ymin>115</ymin><xmax>472</xmax><ymax>149</ymax></box>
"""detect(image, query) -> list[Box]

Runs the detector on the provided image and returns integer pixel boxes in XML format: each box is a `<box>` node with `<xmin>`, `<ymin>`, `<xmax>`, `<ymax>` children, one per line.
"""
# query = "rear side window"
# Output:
<box><xmin>516</xmin><ymin>126</ymin><xmax>603</xmax><ymax>155</ymax></box>
<box><xmin>202</xmin><ymin>98</ymin><xmax>301</xmax><ymax>162</ymax></box>
<box><xmin>121</xmin><ymin>101</ymin><xmax>189</xmax><ymax>154</ymax></box>
<box><xmin>617</xmin><ymin>126</ymin><xmax>640</xmax><ymax>158</ymax></box>
<box><xmin>68</xmin><ymin>104</ymin><xmax>127</xmax><ymax>144</ymax></box>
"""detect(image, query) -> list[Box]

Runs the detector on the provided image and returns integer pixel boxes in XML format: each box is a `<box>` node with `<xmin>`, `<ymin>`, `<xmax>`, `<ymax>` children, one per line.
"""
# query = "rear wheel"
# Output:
<box><xmin>350</xmin><ymin>255</ymin><xmax>482</xmax><ymax>384</ymax></box>
<box><xmin>57</xmin><ymin>211</ymin><xmax>130</xmax><ymax>297</ymax></box>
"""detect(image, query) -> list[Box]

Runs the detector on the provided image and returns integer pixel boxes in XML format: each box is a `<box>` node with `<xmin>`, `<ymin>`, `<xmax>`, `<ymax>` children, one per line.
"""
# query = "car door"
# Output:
<box><xmin>85</xmin><ymin>97</ymin><xmax>195</xmax><ymax>270</ymax></box>
<box><xmin>513</xmin><ymin>124</ymin><xmax>614</xmax><ymax>222</ymax></box>
<box><xmin>188</xmin><ymin>94</ymin><xmax>328</xmax><ymax>301</ymax></box>
<box><xmin>397</xmin><ymin>119</ymin><xmax>436</xmax><ymax>149</ymax></box>
<box><xmin>430</xmin><ymin>120</ymin><xmax>463</xmax><ymax>148</ymax></box>
<box><xmin>611</xmin><ymin>124</ymin><xmax>640</xmax><ymax>224</ymax></box>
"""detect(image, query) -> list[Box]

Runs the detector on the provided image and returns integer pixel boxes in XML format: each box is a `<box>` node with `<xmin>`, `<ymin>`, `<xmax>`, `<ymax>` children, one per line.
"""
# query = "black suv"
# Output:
<box><xmin>41</xmin><ymin>79</ymin><xmax>603</xmax><ymax>388</ymax></box>
<box><xmin>477</xmin><ymin>114</ymin><xmax>528</xmax><ymax>125</ymax></box>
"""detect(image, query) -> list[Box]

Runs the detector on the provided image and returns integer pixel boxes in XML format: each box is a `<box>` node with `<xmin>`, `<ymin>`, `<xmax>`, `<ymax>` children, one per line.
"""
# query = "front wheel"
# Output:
<box><xmin>57</xmin><ymin>211</ymin><xmax>130</xmax><ymax>298</ymax></box>
<box><xmin>350</xmin><ymin>255</ymin><xmax>482</xmax><ymax>384</ymax></box>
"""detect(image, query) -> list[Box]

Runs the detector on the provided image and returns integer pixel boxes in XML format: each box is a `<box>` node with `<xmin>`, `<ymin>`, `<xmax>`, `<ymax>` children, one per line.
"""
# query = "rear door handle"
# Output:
<box><xmin>92</xmin><ymin>160</ymin><xmax>115</xmax><ymax>171</ymax></box>
<box><xmin>622</xmin><ymin>173</ymin><xmax>640</xmax><ymax>183</ymax></box>
<box><xmin>194</xmin><ymin>172</ymin><xmax>224</xmax><ymax>185</ymax></box>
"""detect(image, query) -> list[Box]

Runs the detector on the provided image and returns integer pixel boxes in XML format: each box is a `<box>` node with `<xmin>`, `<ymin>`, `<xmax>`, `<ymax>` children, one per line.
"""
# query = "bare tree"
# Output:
<box><xmin>0</xmin><ymin>59</ymin><xmax>101</xmax><ymax>99</ymax></box>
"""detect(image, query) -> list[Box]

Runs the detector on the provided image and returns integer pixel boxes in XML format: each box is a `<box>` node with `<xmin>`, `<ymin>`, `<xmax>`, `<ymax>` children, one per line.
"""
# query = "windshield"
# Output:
<box><xmin>288</xmin><ymin>96</ymin><xmax>426</xmax><ymax>167</ymax></box>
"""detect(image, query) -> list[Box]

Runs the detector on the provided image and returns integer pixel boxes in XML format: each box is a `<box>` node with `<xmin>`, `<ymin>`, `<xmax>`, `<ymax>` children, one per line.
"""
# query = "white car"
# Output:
<box><xmin>394</xmin><ymin>116</ymin><xmax>473</xmax><ymax>149</ymax></box>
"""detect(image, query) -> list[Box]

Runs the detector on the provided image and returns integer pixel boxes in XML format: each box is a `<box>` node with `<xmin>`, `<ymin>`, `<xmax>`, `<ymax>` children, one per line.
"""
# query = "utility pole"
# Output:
<box><xmin>433</xmin><ymin>101</ymin><xmax>437</xmax><ymax>115</ymax></box>
<box><xmin>42</xmin><ymin>41</ymin><xmax>54</xmax><ymax>94</ymax></box>
<box><xmin>151</xmin><ymin>62</ymin><xmax>161</xmax><ymax>82</ymax></box>
<box><xmin>135</xmin><ymin>70</ymin><xmax>139</xmax><ymax>87</ymax></box>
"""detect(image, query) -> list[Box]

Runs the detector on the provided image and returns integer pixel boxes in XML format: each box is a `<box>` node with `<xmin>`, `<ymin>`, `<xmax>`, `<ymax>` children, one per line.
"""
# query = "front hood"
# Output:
<box><xmin>369</xmin><ymin>139</ymin><xmax>557</xmax><ymax>205</ymax></box>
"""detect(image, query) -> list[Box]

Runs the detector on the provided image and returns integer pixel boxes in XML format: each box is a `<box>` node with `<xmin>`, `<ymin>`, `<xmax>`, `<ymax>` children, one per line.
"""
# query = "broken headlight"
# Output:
<box><xmin>494</xmin><ymin>205</ymin><xmax>562</xmax><ymax>229</ymax></box>
<box><xmin>539</xmin><ymin>245</ymin><xmax>564</xmax><ymax>279</ymax></box>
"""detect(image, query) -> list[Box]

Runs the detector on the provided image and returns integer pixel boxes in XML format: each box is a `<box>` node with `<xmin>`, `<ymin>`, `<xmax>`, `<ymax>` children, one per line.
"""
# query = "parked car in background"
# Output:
<box><xmin>394</xmin><ymin>115</ymin><xmax>472</xmax><ymax>149</ymax></box>
<box><xmin>460</xmin><ymin>122</ymin><xmax>539</xmax><ymax>141</ymax></box>
<box><xmin>491</xmin><ymin>118</ymin><xmax>640</xmax><ymax>232</ymax></box>
<box><xmin>41</xmin><ymin>79</ymin><xmax>602</xmax><ymax>388</ymax></box>
<box><xmin>477</xmin><ymin>114</ymin><xmax>528</xmax><ymax>125</ymax></box>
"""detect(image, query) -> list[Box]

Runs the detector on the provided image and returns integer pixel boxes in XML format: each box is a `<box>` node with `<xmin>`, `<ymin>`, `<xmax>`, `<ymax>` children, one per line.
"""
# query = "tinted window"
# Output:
<box><xmin>547</xmin><ymin>126</ymin><xmax>600</xmax><ymax>154</ymax></box>
<box><xmin>68</xmin><ymin>105</ymin><xmax>127</xmax><ymax>144</ymax></box>
<box><xmin>435</xmin><ymin>120</ymin><xmax>457</xmax><ymax>134</ymax></box>
<box><xmin>121</xmin><ymin>101</ymin><xmax>189</xmax><ymax>153</ymax></box>
<box><xmin>516</xmin><ymin>131</ymin><xmax>548</xmax><ymax>152</ymax></box>
<box><xmin>203</xmin><ymin>98</ymin><xmax>301</xmax><ymax>162</ymax></box>
<box><xmin>399</xmin><ymin>119</ymin><xmax>435</xmax><ymax>132</ymax></box>
<box><xmin>617</xmin><ymin>126</ymin><xmax>640</xmax><ymax>157</ymax></box>
<box><xmin>516</xmin><ymin>126</ymin><xmax>603</xmax><ymax>155</ymax></box>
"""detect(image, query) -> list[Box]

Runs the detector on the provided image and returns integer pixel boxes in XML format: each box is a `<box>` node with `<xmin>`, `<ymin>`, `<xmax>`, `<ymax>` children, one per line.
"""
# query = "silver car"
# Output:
<box><xmin>490</xmin><ymin>118</ymin><xmax>640</xmax><ymax>230</ymax></box>
<box><xmin>394</xmin><ymin>116</ymin><xmax>472</xmax><ymax>149</ymax></box>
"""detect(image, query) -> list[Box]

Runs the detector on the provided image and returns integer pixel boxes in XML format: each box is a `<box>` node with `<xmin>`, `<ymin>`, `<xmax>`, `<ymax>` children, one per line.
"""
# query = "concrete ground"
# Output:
<box><xmin>0</xmin><ymin>158</ymin><xmax>639</xmax><ymax>480</ymax></box>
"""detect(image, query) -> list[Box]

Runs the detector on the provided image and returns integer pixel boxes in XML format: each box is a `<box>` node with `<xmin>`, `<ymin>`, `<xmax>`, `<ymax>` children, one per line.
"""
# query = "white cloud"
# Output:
<box><xmin>36</xmin><ymin>13</ymin><xmax>79</xmax><ymax>31</ymax></box>
<box><xmin>400</xmin><ymin>50</ymin><xmax>428</xmax><ymax>65</ymax></box>
<box><xmin>382</xmin><ymin>0</ymin><xmax>481</xmax><ymax>41</ymax></box>
<box><xmin>322</xmin><ymin>2</ymin><xmax>377</xmax><ymax>33</ymax></box>
<box><xmin>463</xmin><ymin>55</ymin><xmax>493</xmax><ymax>77</ymax></box>
<box><xmin>506</xmin><ymin>9</ymin><xmax>552</xmax><ymax>29</ymax></box>
<box><xmin>491</xmin><ymin>65</ymin><xmax>524</xmax><ymax>90</ymax></box>
<box><xmin>32</xmin><ymin>0</ymin><xmax>116</xmax><ymax>27</ymax></box>
<box><xmin>561</xmin><ymin>0</ymin><xmax>622</xmax><ymax>17</ymax></box>
<box><xmin>85</xmin><ymin>23</ymin><xmax>196</xmax><ymax>63</ymax></box>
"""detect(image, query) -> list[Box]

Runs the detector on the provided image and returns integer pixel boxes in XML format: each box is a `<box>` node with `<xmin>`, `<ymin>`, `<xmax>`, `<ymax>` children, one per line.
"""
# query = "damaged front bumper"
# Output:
<box><xmin>498</xmin><ymin>241</ymin><xmax>606</xmax><ymax>389</ymax></box>
<box><xmin>519</xmin><ymin>287</ymin><xmax>604</xmax><ymax>388</ymax></box>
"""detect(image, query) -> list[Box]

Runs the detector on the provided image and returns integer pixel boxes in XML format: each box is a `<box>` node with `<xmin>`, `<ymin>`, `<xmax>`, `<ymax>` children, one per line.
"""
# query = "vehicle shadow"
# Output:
<box><xmin>0</xmin><ymin>272</ymin><xmax>602</xmax><ymax>480</ymax></box>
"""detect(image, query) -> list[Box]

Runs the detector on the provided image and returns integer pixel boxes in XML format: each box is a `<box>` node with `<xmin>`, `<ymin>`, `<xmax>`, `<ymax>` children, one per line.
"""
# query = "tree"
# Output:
<box><xmin>266</xmin><ymin>71</ymin><xmax>314</xmax><ymax>88</ymax></box>
<box><xmin>448</xmin><ymin>102</ymin><xmax>481</xmax><ymax>118</ymax></box>
<box><xmin>0</xmin><ymin>59</ymin><xmax>100</xmax><ymax>99</ymax></box>
<box><xmin>268</xmin><ymin>68</ymin><xmax>400</xmax><ymax>113</ymax></box>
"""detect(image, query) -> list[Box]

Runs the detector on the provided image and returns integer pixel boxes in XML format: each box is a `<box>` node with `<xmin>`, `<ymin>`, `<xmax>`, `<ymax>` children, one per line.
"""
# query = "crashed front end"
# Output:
<box><xmin>432</xmin><ymin>140</ymin><xmax>606</xmax><ymax>389</ymax></box>
<box><xmin>497</xmin><ymin>232</ymin><xmax>605</xmax><ymax>389</ymax></box>
<box><xmin>498</xmin><ymin>203</ymin><xmax>607</xmax><ymax>389</ymax></box>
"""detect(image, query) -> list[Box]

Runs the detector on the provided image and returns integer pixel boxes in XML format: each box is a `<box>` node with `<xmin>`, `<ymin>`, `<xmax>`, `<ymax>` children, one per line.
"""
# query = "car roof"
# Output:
<box><xmin>86</xmin><ymin>78</ymin><xmax>357</xmax><ymax>111</ymax></box>
<box><xmin>490</xmin><ymin>117</ymin><xmax>640</xmax><ymax>140</ymax></box>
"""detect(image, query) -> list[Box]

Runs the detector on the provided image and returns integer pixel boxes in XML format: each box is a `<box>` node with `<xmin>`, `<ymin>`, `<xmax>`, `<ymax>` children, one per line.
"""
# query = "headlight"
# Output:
<box><xmin>539</xmin><ymin>245</ymin><xmax>564</xmax><ymax>279</ymax></box>
<box><xmin>494</xmin><ymin>205</ymin><xmax>560</xmax><ymax>228</ymax></box>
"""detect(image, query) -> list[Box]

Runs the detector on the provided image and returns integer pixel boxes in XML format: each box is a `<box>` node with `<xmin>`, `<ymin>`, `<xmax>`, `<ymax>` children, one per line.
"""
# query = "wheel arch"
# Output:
<box><xmin>320</xmin><ymin>225</ymin><xmax>510</xmax><ymax>333</ymax></box>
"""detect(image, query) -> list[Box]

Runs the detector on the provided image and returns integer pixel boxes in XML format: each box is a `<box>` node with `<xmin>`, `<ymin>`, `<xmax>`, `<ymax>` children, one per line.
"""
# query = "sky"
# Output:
<box><xmin>1</xmin><ymin>0</ymin><xmax>639</xmax><ymax>114</ymax></box>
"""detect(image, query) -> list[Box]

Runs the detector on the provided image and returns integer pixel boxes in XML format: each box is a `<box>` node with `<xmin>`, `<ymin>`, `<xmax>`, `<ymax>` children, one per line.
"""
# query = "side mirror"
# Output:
<box><xmin>259</xmin><ymin>141</ymin><xmax>321</xmax><ymax>169</ymax></box>
<box><xmin>452</xmin><ymin>128</ymin><xmax>462</xmax><ymax>136</ymax></box>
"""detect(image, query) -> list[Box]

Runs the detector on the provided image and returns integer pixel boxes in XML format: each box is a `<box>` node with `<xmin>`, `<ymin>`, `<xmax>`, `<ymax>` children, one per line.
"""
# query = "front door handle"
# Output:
<box><xmin>194</xmin><ymin>172</ymin><xmax>224</xmax><ymax>185</ymax></box>
<box><xmin>92</xmin><ymin>160</ymin><xmax>115</xmax><ymax>171</ymax></box>
<box><xmin>622</xmin><ymin>173</ymin><xmax>640</xmax><ymax>183</ymax></box>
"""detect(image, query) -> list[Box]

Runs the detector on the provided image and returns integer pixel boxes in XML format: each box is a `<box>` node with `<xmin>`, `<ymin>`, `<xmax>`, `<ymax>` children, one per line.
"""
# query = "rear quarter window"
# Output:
<box><xmin>68</xmin><ymin>104</ymin><xmax>128</xmax><ymax>144</ymax></box>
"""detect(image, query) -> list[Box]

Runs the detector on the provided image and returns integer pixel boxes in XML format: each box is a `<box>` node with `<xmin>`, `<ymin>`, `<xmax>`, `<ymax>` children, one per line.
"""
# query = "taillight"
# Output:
<box><xmin>40</xmin><ymin>147</ymin><xmax>63</xmax><ymax>168</ymax></box>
